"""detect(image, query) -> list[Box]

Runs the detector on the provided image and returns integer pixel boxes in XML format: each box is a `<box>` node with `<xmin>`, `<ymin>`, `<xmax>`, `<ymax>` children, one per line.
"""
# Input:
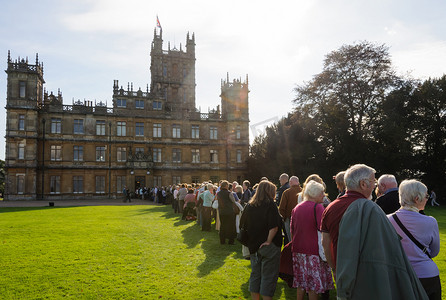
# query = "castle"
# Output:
<box><xmin>4</xmin><ymin>28</ymin><xmax>249</xmax><ymax>200</ymax></box>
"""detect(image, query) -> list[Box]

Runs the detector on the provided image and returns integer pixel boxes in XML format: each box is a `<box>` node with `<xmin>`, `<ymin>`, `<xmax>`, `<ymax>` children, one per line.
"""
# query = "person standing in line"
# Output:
<box><xmin>389</xmin><ymin>180</ymin><xmax>441</xmax><ymax>300</ymax></box>
<box><xmin>178</xmin><ymin>184</ymin><xmax>187</xmax><ymax>214</ymax></box>
<box><xmin>216</xmin><ymin>180</ymin><xmax>237</xmax><ymax>245</ymax></box>
<box><xmin>278</xmin><ymin>176</ymin><xmax>301</xmax><ymax>242</ymax></box>
<box><xmin>241</xmin><ymin>180</ymin><xmax>252</xmax><ymax>207</ymax></box>
<box><xmin>200</xmin><ymin>183</ymin><xmax>215</xmax><ymax>231</ymax></box>
<box><xmin>321</xmin><ymin>164</ymin><xmax>377</xmax><ymax>274</ymax></box>
<box><xmin>276</xmin><ymin>173</ymin><xmax>289</xmax><ymax>206</ymax></box>
<box><xmin>291</xmin><ymin>180</ymin><xmax>333</xmax><ymax>300</ymax></box>
<box><xmin>375</xmin><ymin>174</ymin><xmax>400</xmax><ymax>214</ymax></box>
<box><xmin>239</xmin><ymin>180</ymin><xmax>283</xmax><ymax>300</ymax></box>
<box><xmin>333</xmin><ymin>171</ymin><xmax>346</xmax><ymax>198</ymax></box>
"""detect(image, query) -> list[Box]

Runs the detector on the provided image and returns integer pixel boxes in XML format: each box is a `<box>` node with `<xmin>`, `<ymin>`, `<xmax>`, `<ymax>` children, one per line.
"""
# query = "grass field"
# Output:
<box><xmin>0</xmin><ymin>204</ymin><xmax>444</xmax><ymax>299</ymax></box>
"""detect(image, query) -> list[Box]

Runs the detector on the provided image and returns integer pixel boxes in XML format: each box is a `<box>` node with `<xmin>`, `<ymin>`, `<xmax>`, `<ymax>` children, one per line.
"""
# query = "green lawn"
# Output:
<box><xmin>0</xmin><ymin>204</ymin><xmax>444</xmax><ymax>299</ymax></box>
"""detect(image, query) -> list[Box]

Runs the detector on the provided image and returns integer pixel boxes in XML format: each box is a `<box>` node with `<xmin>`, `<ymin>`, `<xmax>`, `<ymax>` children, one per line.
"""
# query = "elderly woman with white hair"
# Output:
<box><xmin>388</xmin><ymin>179</ymin><xmax>441</xmax><ymax>300</ymax></box>
<box><xmin>290</xmin><ymin>180</ymin><xmax>334</xmax><ymax>300</ymax></box>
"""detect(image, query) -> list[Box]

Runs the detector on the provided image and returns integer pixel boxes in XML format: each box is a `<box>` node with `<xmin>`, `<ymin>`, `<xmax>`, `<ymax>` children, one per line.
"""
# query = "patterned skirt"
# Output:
<box><xmin>292</xmin><ymin>252</ymin><xmax>334</xmax><ymax>293</ymax></box>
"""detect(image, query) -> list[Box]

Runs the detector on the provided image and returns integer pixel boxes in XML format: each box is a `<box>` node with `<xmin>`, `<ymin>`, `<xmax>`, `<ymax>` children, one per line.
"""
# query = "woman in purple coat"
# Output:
<box><xmin>388</xmin><ymin>179</ymin><xmax>441</xmax><ymax>300</ymax></box>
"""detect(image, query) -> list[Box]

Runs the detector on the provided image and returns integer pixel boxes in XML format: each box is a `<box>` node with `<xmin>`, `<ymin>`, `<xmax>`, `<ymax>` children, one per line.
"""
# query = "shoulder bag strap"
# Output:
<box><xmin>392</xmin><ymin>213</ymin><xmax>431</xmax><ymax>259</ymax></box>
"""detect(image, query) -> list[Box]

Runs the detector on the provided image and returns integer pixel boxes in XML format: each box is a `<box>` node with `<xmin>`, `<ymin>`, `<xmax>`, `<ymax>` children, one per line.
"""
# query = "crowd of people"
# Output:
<box><xmin>124</xmin><ymin>163</ymin><xmax>441</xmax><ymax>300</ymax></box>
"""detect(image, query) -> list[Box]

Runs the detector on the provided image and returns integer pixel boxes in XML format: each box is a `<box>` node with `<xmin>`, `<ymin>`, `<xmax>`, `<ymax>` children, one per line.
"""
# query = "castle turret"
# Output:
<box><xmin>4</xmin><ymin>51</ymin><xmax>45</xmax><ymax>200</ymax></box>
<box><xmin>149</xmin><ymin>29</ymin><xmax>196</xmax><ymax>108</ymax></box>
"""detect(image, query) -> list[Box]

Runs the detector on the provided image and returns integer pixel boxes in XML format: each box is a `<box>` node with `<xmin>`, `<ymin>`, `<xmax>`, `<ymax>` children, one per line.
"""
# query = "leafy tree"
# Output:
<box><xmin>293</xmin><ymin>41</ymin><xmax>400</xmax><ymax>168</ymax></box>
<box><xmin>408</xmin><ymin>76</ymin><xmax>446</xmax><ymax>195</ymax></box>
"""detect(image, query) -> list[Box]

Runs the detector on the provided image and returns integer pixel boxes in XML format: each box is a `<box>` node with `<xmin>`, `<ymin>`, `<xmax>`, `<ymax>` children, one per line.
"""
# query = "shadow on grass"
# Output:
<box><xmin>179</xmin><ymin>219</ymin><xmax>249</xmax><ymax>278</ymax></box>
<box><xmin>133</xmin><ymin>205</ymin><xmax>182</xmax><ymax>221</ymax></box>
<box><xmin>0</xmin><ymin>206</ymin><xmax>72</xmax><ymax>213</ymax></box>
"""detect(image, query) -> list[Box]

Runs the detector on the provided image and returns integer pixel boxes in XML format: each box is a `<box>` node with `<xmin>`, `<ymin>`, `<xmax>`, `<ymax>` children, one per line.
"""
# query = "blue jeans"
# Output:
<box><xmin>249</xmin><ymin>243</ymin><xmax>281</xmax><ymax>297</ymax></box>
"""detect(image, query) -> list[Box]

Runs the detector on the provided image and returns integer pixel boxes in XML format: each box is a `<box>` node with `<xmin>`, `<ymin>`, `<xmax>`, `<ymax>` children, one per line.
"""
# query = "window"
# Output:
<box><xmin>51</xmin><ymin>118</ymin><xmax>61</xmax><ymax>134</ymax></box>
<box><xmin>18</xmin><ymin>115</ymin><xmax>25</xmax><ymax>131</ymax></box>
<box><xmin>117</xmin><ymin>176</ymin><xmax>126</xmax><ymax>193</ymax></box>
<box><xmin>19</xmin><ymin>81</ymin><xmax>26</xmax><ymax>98</ymax></box>
<box><xmin>172</xmin><ymin>124</ymin><xmax>181</xmax><ymax>138</ymax></box>
<box><xmin>153</xmin><ymin>176</ymin><xmax>162</xmax><ymax>187</ymax></box>
<box><xmin>236</xmin><ymin>150</ymin><xmax>242</xmax><ymax>163</ymax></box>
<box><xmin>164</xmin><ymin>89</ymin><xmax>167</xmax><ymax>100</ymax></box>
<box><xmin>172</xmin><ymin>149</ymin><xmax>181</xmax><ymax>163</ymax></box>
<box><xmin>210</xmin><ymin>150</ymin><xmax>218</xmax><ymax>163</ymax></box>
<box><xmin>117</xmin><ymin>99</ymin><xmax>126</xmax><ymax>108</ymax></box>
<box><xmin>192</xmin><ymin>149</ymin><xmax>200</xmax><ymax>163</ymax></box>
<box><xmin>117</xmin><ymin>121</ymin><xmax>126</xmax><ymax>136</ymax></box>
<box><xmin>96</xmin><ymin>146</ymin><xmax>106</xmax><ymax>162</ymax></box>
<box><xmin>210</xmin><ymin>126</ymin><xmax>218</xmax><ymax>139</ymax></box>
<box><xmin>96</xmin><ymin>120</ymin><xmax>106</xmax><ymax>135</ymax></box>
<box><xmin>172</xmin><ymin>176</ymin><xmax>181</xmax><ymax>185</ymax></box>
<box><xmin>153</xmin><ymin>101</ymin><xmax>162</xmax><ymax>110</ymax></box>
<box><xmin>73</xmin><ymin>146</ymin><xmax>83</xmax><ymax>161</ymax></box>
<box><xmin>163</xmin><ymin>64</ymin><xmax>167</xmax><ymax>77</ymax></box>
<box><xmin>191</xmin><ymin>125</ymin><xmax>199</xmax><ymax>139</ymax></box>
<box><xmin>73</xmin><ymin>176</ymin><xmax>83</xmax><ymax>193</ymax></box>
<box><xmin>135</xmin><ymin>100</ymin><xmax>144</xmax><ymax>109</ymax></box>
<box><xmin>135</xmin><ymin>147</ymin><xmax>144</xmax><ymax>155</ymax></box>
<box><xmin>236</xmin><ymin>126</ymin><xmax>241</xmax><ymax>139</ymax></box>
<box><xmin>50</xmin><ymin>176</ymin><xmax>60</xmax><ymax>194</ymax></box>
<box><xmin>117</xmin><ymin>147</ymin><xmax>127</xmax><ymax>162</ymax></box>
<box><xmin>153</xmin><ymin>123</ymin><xmax>162</xmax><ymax>137</ymax></box>
<box><xmin>135</xmin><ymin>122</ymin><xmax>144</xmax><ymax>136</ymax></box>
<box><xmin>153</xmin><ymin>148</ymin><xmax>162</xmax><ymax>162</ymax></box>
<box><xmin>96</xmin><ymin>176</ymin><xmax>105</xmax><ymax>193</ymax></box>
<box><xmin>50</xmin><ymin>145</ymin><xmax>62</xmax><ymax>161</ymax></box>
<box><xmin>192</xmin><ymin>176</ymin><xmax>200</xmax><ymax>184</ymax></box>
<box><xmin>183</xmin><ymin>68</ymin><xmax>187</xmax><ymax>79</ymax></box>
<box><xmin>18</xmin><ymin>143</ymin><xmax>25</xmax><ymax>160</ymax></box>
<box><xmin>17</xmin><ymin>175</ymin><xmax>25</xmax><ymax>194</ymax></box>
<box><xmin>73</xmin><ymin>119</ymin><xmax>84</xmax><ymax>134</ymax></box>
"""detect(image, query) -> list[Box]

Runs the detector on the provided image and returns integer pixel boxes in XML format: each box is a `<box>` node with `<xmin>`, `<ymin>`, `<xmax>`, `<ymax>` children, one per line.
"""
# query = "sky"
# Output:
<box><xmin>1</xmin><ymin>0</ymin><xmax>446</xmax><ymax>160</ymax></box>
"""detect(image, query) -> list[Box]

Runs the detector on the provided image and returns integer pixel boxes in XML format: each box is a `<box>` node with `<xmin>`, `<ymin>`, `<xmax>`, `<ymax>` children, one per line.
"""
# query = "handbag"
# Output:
<box><xmin>237</xmin><ymin>227</ymin><xmax>249</xmax><ymax>246</ymax></box>
<box><xmin>313</xmin><ymin>203</ymin><xmax>327</xmax><ymax>261</ymax></box>
<box><xmin>279</xmin><ymin>242</ymin><xmax>294</xmax><ymax>288</ymax></box>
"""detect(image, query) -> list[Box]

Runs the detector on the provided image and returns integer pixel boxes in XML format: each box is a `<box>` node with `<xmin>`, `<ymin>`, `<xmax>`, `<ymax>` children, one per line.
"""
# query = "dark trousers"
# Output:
<box><xmin>178</xmin><ymin>200</ymin><xmax>185</xmax><ymax>213</ymax></box>
<box><xmin>419</xmin><ymin>275</ymin><xmax>441</xmax><ymax>300</ymax></box>
<box><xmin>202</xmin><ymin>207</ymin><xmax>212</xmax><ymax>231</ymax></box>
<box><xmin>219</xmin><ymin>213</ymin><xmax>236</xmax><ymax>244</ymax></box>
<box><xmin>173</xmin><ymin>199</ymin><xmax>179</xmax><ymax>213</ymax></box>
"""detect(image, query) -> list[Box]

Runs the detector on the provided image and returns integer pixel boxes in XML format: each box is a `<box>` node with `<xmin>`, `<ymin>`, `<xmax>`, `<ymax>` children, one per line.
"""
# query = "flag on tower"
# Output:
<box><xmin>156</xmin><ymin>15</ymin><xmax>162</xmax><ymax>28</ymax></box>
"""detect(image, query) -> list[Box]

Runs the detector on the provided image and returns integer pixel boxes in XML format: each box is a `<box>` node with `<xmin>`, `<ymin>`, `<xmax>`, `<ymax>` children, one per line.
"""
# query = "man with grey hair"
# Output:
<box><xmin>375</xmin><ymin>174</ymin><xmax>400</xmax><ymax>214</ymax></box>
<box><xmin>321</xmin><ymin>164</ymin><xmax>376</xmax><ymax>272</ymax></box>
<box><xmin>278</xmin><ymin>176</ymin><xmax>302</xmax><ymax>241</ymax></box>
<box><xmin>275</xmin><ymin>173</ymin><xmax>289</xmax><ymax>206</ymax></box>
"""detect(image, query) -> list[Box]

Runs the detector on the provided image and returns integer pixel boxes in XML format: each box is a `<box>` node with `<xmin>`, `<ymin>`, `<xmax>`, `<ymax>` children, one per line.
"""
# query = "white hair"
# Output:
<box><xmin>207</xmin><ymin>183</ymin><xmax>214</xmax><ymax>190</ymax></box>
<box><xmin>399</xmin><ymin>179</ymin><xmax>427</xmax><ymax>207</ymax></box>
<box><xmin>279</xmin><ymin>173</ymin><xmax>289</xmax><ymax>181</ymax></box>
<box><xmin>289</xmin><ymin>176</ymin><xmax>299</xmax><ymax>185</ymax></box>
<box><xmin>344</xmin><ymin>164</ymin><xmax>376</xmax><ymax>190</ymax></box>
<box><xmin>378</xmin><ymin>174</ymin><xmax>397</xmax><ymax>186</ymax></box>
<box><xmin>303</xmin><ymin>180</ymin><xmax>325</xmax><ymax>199</ymax></box>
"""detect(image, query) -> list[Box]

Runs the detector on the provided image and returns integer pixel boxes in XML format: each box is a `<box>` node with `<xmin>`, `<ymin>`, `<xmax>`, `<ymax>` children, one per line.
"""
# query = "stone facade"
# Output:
<box><xmin>4</xmin><ymin>29</ymin><xmax>249</xmax><ymax>200</ymax></box>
